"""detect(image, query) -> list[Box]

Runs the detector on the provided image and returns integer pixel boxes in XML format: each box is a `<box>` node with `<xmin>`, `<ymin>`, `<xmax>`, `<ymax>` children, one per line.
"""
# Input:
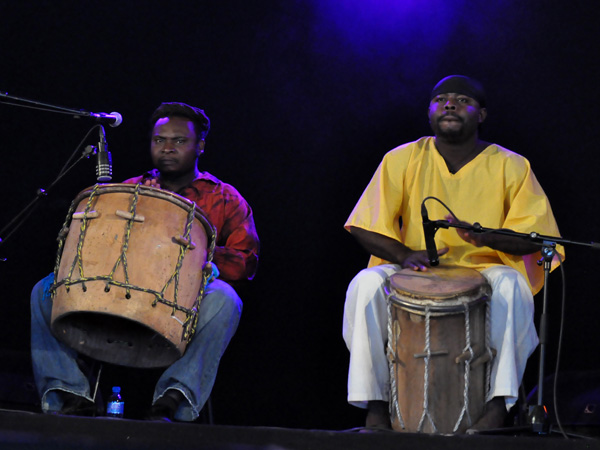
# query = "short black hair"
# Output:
<box><xmin>150</xmin><ymin>102</ymin><xmax>211</xmax><ymax>141</ymax></box>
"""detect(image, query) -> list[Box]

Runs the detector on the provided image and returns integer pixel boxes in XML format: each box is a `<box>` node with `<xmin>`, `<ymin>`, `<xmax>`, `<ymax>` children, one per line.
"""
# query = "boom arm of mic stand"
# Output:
<box><xmin>455</xmin><ymin>222</ymin><xmax>599</xmax><ymax>251</ymax></box>
<box><xmin>0</xmin><ymin>90</ymin><xmax>100</xmax><ymax>120</ymax></box>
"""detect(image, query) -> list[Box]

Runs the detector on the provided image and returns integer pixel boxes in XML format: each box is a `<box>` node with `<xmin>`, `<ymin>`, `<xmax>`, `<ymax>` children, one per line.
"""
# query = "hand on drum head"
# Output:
<box><xmin>402</xmin><ymin>247</ymin><xmax>449</xmax><ymax>271</ymax></box>
<box><xmin>142</xmin><ymin>177</ymin><xmax>162</xmax><ymax>189</ymax></box>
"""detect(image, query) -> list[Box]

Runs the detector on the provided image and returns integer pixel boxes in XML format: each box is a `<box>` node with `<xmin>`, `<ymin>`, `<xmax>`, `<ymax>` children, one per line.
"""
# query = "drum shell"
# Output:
<box><xmin>51</xmin><ymin>184</ymin><xmax>215</xmax><ymax>369</ymax></box>
<box><xmin>386</xmin><ymin>266</ymin><xmax>492</xmax><ymax>434</ymax></box>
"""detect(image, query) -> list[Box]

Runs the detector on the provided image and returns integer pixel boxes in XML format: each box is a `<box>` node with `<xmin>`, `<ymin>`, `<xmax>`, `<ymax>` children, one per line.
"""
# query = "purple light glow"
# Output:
<box><xmin>313</xmin><ymin>0</ymin><xmax>456</xmax><ymax>52</ymax></box>
<box><xmin>308</xmin><ymin>0</ymin><xmax>522</xmax><ymax>96</ymax></box>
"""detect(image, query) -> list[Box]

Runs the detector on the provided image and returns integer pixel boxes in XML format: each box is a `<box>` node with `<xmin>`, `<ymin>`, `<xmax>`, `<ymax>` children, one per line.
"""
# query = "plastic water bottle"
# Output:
<box><xmin>106</xmin><ymin>386</ymin><xmax>124</xmax><ymax>418</ymax></box>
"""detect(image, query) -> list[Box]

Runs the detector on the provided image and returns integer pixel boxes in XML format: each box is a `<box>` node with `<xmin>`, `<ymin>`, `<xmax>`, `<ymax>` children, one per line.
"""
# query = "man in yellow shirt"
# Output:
<box><xmin>343</xmin><ymin>75</ymin><xmax>563</xmax><ymax>431</ymax></box>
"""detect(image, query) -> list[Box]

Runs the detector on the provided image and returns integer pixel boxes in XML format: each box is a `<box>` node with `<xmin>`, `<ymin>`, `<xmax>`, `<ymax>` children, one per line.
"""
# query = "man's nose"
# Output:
<box><xmin>162</xmin><ymin>140</ymin><xmax>175</xmax><ymax>151</ymax></box>
<box><xmin>444</xmin><ymin>100</ymin><xmax>456</xmax><ymax>110</ymax></box>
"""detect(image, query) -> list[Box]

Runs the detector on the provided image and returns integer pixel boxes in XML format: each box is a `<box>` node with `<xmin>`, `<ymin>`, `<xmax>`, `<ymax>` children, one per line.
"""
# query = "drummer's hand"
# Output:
<box><xmin>401</xmin><ymin>248</ymin><xmax>449</xmax><ymax>271</ymax></box>
<box><xmin>445</xmin><ymin>214</ymin><xmax>484</xmax><ymax>247</ymax></box>
<box><xmin>142</xmin><ymin>177</ymin><xmax>161</xmax><ymax>189</ymax></box>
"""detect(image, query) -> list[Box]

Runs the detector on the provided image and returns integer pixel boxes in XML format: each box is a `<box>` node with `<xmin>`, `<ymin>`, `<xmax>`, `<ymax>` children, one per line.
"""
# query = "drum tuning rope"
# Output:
<box><xmin>158</xmin><ymin>200</ymin><xmax>200</xmax><ymax>341</ymax></box>
<box><xmin>52</xmin><ymin>192</ymin><xmax>81</xmax><ymax>289</ymax></box>
<box><xmin>66</xmin><ymin>184</ymin><xmax>102</xmax><ymax>292</ymax></box>
<box><xmin>387</xmin><ymin>299</ymin><xmax>405</xmax><ymax>430</ymax></box>
<box><xmin>188</xmin><ymin>258</ymin><xmax>214</xmax><ymax>341</ymax></box>
<box><xmin>453</xmin><ymin>303</ymin><xmax>474</xmax><ymax>432</ymax></box>
<box><xmin>417</xmin><ymin>306</ymin><xmax>438</xmax><ymax>434</ymax></box>
<box><xmin>484</xmin><ymin>300</ymin><xmax>493</xmax><ymax>400</ymax></box>
<box><xmin>106</xmin><ymin>183</ymin><xmax>140</xmax><ymax>298</ymax></box>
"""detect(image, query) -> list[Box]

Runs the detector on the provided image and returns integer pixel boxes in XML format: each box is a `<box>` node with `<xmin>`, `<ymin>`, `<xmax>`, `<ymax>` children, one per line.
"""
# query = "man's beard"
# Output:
<box><xmin>436</xmin><ymin>126</ymin><xmax>468</xmax><ymax>143</ymax></box>
<box><xmin>433</xmin><ymin>118</ymin><xmax>476</xmax><ymax>144</ymax></box>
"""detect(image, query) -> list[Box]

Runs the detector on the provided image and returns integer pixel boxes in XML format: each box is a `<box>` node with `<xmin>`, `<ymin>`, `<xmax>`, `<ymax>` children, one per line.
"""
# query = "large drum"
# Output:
<box><xmin>385</xmin><ymin>266</ymin><xmax>494</xmax><ymax>434</ymax></box>
<box><xmin>50</xmin><ymin>183</ymin><xmax>216</xmax><ymax>369</ymax></box>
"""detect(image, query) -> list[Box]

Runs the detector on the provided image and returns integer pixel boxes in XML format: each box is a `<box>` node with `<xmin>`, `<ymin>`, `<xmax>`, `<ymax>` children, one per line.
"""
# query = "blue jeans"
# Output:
<box><xmin>30</xmin><ymin>273</ymin><xmax>242</xmax><ymax>421</ymax></box>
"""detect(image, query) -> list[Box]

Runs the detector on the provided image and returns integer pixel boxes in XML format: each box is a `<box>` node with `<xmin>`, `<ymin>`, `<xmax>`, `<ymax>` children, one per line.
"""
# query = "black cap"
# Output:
<box><xmin>430</xmin><ymin>75</ymin><xmax>486</xmax><ymax>107</ymax></box>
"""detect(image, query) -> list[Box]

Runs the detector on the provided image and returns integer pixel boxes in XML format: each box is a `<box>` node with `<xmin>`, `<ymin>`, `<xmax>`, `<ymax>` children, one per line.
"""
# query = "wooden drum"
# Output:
<box><xmin>384</xmin><ymin>266</ymin><xmax>494</xmax><ymax>434</ymax></box>
<box><xmin>50</xmin><ymin>183</ymin><xmax>216</xmax><ymax>369</ymax></box>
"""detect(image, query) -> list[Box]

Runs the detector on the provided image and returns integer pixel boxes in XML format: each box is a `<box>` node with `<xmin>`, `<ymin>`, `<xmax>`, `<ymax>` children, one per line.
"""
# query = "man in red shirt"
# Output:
<box><xmin>30</xmin><ymin>102</ymin><xmax>259</xmax><ymax>421</ymax></box>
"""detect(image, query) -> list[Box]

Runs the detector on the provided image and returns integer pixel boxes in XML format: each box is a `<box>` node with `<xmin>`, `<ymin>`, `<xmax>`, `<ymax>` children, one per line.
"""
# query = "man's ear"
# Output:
<box><xmin>197</xmin><ymin>140</ymin><xmax>205</xmax><ymax>156</ymax></box>
<box><xmin>479</xmin><ymin>107</ymin><xmax>487</xmax><ymax>124</ymax></box>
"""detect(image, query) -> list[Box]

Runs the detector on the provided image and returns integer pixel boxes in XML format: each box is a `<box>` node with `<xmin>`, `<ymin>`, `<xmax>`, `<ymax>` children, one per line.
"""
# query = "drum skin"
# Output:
<box><xmin>385</xmin><ymin>266</ymin><xmax>492</xmax><ymax>434</ymax></box>
<box><xmin>51</xmin><ymin>184</ymin><xmax>215</xmax><ymax>369</ymax></box>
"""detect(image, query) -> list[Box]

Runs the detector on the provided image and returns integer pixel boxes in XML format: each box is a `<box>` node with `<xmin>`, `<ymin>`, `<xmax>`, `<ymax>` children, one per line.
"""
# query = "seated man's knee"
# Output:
<box><xmin>31</xmin><ymin>274</ymin><xmax>55</xmax><ymax>321</ymax></box>
<box><xmin>483</xmin><ymin>266</ymin><xmax>534</xmax><ymax>310</ymax></box>
<box><xmin>202</xmin><ymin>280</ymin><xmax>243</xmax><ymax>320</ymax></box>
<box><xmin>348</xmin><ymin>266</ymin><xmax>391</xmax><ymax>294</ymax></box>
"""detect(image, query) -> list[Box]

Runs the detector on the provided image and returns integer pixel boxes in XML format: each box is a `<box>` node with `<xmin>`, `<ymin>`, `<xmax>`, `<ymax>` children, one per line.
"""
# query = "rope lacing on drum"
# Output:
<box><xmin>484</xmin><ymin>297</ymin><xmax>493</xmax><ymax>399</ymax></box>
<box><xmin>188</xmin><ymin>259</ymin><xmax>213</xmax><ymax>341</ymax></box>
<box><xmin>387</xmin><ymin>298</ymin><xmax>405</xmax><ymax>430</ymax></box>
<box><xmin>51</xmin><ymin>186</ymin><xmax>90</xmax><ymax>294</ymax></box>
<box><xmin>105</xmin><ymin>183</ymin><xmax>141</xmax><ymax>298</ymax></box>
<box><xmin>453</xmin><ymin>303</ymin><xmax>474</xmax><ymax>432</ymax></box>
<box><xmin>158</xmin><ymin>200</ymin><xmax>200</xmax><ymax>341</ymax></box>
<box><xmin>61</xmin><ymin>184</ymin><xmax>102</xmax><ymax>293</ymax></box>
<box><xmin>417</xmin><ymin>306</ymin><xmax>438</xmax><ymax>434</ymax></box>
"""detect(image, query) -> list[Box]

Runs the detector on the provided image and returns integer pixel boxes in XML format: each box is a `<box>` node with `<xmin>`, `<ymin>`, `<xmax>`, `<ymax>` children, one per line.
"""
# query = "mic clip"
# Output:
<box><xmin>83</xmin><ymin>145</ymin><xmax>96</xmax><ymax>158</ymax></box>
<box><xmin>425</xmin><ymin>219</ymin><xmax>450</xmax><ymax>232</ymax></box>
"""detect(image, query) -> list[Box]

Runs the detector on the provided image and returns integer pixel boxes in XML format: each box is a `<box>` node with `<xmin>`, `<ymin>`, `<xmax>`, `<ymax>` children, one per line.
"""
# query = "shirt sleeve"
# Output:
<box><xmin>212</xmin><ymin>188</ymin><xmax>260</xmax><ymax>283</ymax></box>
<box><xmin>498</xmin><ymin>159</ymin><xmax>564</xmax><ymax>294</ymax></box>
<box><xmin>344</xmin><ymin>149</ymin><xmax>406</xmax><ymax>240</ymax></box>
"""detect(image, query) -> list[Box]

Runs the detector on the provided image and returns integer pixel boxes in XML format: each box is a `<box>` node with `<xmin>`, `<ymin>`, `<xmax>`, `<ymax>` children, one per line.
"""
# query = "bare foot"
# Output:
<box><xmin>466</xmin><ymin>397</ymin><xmax>507</xmax><ymax>433</ymax></box>
<box><xmin>365</xmin><ymin>401</ymin><xmax>392</xmax><ymax>430</ymax></box>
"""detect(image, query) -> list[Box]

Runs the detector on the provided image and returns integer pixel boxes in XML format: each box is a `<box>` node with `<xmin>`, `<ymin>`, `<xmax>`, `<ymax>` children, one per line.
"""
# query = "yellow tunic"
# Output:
<box><xmin>345</xmin><ymin>137</ymin><xmax>564</xmax><ymax>295</ymax></box>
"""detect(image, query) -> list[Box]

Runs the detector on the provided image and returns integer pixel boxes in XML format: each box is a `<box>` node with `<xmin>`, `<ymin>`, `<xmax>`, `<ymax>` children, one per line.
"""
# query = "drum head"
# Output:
<box><xmin>386</xmin><ymin>266</ymin><xmax>491</xmax><ymax>314</ymax></box>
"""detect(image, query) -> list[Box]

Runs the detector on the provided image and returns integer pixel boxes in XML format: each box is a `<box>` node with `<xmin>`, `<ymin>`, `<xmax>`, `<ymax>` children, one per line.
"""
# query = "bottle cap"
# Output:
<box><xmin>112</xmin><ymin>386</ymin><xmax>121</xmax><ymax>393</ymax></box>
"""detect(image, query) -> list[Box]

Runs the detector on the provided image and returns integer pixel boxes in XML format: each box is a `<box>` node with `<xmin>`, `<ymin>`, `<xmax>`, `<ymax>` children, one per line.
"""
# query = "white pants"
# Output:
<box><xmin>342</xmin><ymin>264</ymin><xmax>539</xmax><ymax>411</ymax></box>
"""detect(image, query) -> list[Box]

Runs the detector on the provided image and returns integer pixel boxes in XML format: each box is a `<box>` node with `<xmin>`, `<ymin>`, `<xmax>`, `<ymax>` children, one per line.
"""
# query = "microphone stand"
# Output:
<box><xmin>426</xmin><ymin>219</ymin><xmax>599</xmax><ymax>436</ymax></box>
<box><xmin>529</xmin><ymin>242</ymin><xmax>556</xmax><ymax>434</ymax></box>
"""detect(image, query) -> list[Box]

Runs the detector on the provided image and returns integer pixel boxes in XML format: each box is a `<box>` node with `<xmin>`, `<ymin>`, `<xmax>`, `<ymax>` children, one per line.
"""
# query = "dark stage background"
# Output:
<box><xmin>1</xmin><ymin>0</ymin><xmax>599</xmax><ymax>432</ymax></box>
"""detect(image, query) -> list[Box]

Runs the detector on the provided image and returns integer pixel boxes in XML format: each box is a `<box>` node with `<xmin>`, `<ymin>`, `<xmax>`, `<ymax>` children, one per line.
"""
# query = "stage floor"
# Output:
<box><xmin>0</xmin><ymin>408</ymin><xmax>598</xmax><ymax>450</ymax></box>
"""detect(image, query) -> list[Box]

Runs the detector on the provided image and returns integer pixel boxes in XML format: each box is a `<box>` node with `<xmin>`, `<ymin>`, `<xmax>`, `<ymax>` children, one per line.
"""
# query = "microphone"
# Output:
<box><xmin>96</xmin><ymin>126</ymin><xmax>113</xmax><ymax>182</ymax></box>
<box><xmin>421</xmin><ymin>203</ymin><xmax>439</xmax><ymax>266</ymax></box>
<box><xmin>87</xmin><ymin>111</ymin><xmax>123</xmax><ymax>127</ymax></box>
<box><xmin>90</xmin><ymin>111</ymin><xmax>123</xmax><ymax>127</ymax></box>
